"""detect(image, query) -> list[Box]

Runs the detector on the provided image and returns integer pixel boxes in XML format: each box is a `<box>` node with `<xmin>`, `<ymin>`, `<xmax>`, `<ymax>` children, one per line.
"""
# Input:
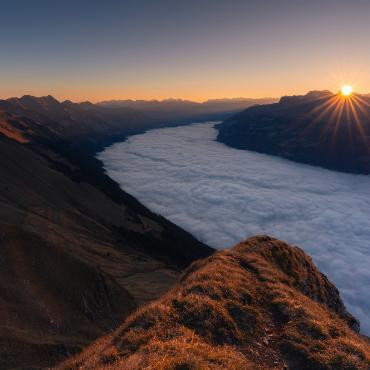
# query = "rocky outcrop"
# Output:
<box><xmin>217</xmin><ymin>91</ymin><xmax>370</xmax><ymax>174</ymax></box>
<box><xmin>57</xmin><ymin>236</ymin><xmax>370</xmax><ymax>370</ymax></box>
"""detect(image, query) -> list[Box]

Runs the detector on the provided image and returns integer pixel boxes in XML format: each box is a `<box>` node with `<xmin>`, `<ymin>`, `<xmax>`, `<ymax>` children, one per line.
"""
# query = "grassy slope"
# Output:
<box><xmin>58</xmin><ymin>236</ymin><xmax>369</xmax><ymax>370</ymax></box>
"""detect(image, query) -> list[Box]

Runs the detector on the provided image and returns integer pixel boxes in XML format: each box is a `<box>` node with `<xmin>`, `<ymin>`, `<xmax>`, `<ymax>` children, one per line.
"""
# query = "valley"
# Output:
<box><xmin>99</xmin><ymin>121</ymin><xmax>370</xmax><ymax>335</ymax></box>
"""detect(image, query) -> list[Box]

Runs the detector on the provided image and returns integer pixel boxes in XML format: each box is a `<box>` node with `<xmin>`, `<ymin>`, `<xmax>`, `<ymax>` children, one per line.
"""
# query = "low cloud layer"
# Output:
<box><xmin>99</xmin><ymin>122</ymin><xmax>370</xmax><ymax>334</ymax></box>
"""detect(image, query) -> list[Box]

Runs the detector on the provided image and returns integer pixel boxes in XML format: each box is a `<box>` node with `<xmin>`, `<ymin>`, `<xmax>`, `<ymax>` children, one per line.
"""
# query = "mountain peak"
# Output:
<box><xmin>58</xmin><ymin>236</ymin><xmax>368</xmax><ymax>369</ymax></box>
<box><xmin>279</xmin><ymin>90</ymin><xmax>334</xmax><ymax>104</ymax></box>
<box><xmin>218</xmin><ymin>90</ymin><xmax>370</xmax><ymax>174</ymax></box>
<box><xmin>19</xmin><ymin>94</ymin><xmax>60</xmax><ymax>103</ymax></box>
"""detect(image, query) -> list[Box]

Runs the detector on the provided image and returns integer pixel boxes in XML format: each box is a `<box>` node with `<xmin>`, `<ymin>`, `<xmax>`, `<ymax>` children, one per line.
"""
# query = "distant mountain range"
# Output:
<box><xmin>0</xmin><ymin>95</ymin><xmax>150</xmax><ymax>142</ymax></box>
<box><xmin>97</xmin><ymin>97</ymin><xmax>277</xmax><ymax>123</ymax></box>
<box><xmin>0</xmin><ymin>95</ymin><xmax>277</xmax><ymax>144</ymax></box>
<box><xmin>217</xmin><ymin>91</ymin><xmax>370</xmax><ymax>174</ymax></box>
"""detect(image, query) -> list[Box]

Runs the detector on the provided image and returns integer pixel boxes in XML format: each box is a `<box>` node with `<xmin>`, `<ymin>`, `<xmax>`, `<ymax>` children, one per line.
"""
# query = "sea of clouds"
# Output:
<box><xmin>99</xmin><ymin>122</ymin><xmax>370</xmax><ymax>334</ymax></box>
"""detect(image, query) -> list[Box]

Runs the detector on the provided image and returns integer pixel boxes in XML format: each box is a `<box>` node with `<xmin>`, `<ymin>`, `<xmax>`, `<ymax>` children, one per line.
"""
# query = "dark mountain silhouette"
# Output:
<box><xmin>0</xmin><ymin>95</ymin><xmax>276</xmax><ymax>149</ymax></box>
<box><xmin>97</xmin><ymin>97</ymin><xmax>277</xmax><ymax>123</ymax></box>
<box><xmin>57</xmin><ymin>236</ymin><xmax>369</xmax><ymax>370</ymax></box>
<box><xmin>0</xmin><ymin>95</ymin><xmax>151</xmax><ymax>141</ymax></box>
<box><xmin>0</xmin><ymin>98</ymin><xmax>214</xmax><ymax>368</ymax></box>
<box><xmin>217</xmin><ymin>91</ymin><xmax>370</xmax><ymax>174</ymax></box>
<box><xmin>0</xmin><ymin>224</ymin><xmax>136</xmax><ymax>368</ymax></box>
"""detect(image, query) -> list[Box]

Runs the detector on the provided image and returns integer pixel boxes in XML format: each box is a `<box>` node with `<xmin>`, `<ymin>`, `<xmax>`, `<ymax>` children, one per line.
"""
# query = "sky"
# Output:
<box><xmin>99</xmin><ymin>122</ymin><xmax>370</xmax><ymax>334</ymax></box>
<box><xmin>1</xmin><ymin>0</ymin><xmax>370</xmax><ymax>102</ymax></box>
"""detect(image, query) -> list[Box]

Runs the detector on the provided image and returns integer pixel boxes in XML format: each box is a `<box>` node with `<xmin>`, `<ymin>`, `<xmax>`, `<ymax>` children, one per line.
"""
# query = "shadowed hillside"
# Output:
<box><xmin>0</xmin><ymin>100</ymin><xmax>213</xmax><ymax>368</ymax></box>
<box><xmin>57</xmin><ymin>236</ymin><xmax>369</xmax><ymax>370</ymax></box>
<box><xmin>0</xmin><ymin>95</ymin><xmax>276</xmax><ymax>145</ymax></box>
<box><xmin>0</xmin><ymin>225</ymin><xmax>135</xmax><ymax>368</ymax></box>
<box><xmin>217</xmin><ymin>91</ymin><xmax>370</xmax><ymax>174</ymax></box>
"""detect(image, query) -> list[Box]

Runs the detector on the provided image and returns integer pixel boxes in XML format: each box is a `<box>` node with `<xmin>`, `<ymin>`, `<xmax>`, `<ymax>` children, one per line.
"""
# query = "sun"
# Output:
<box><xmin>341</xmin><ymin>85</ymin><xmax>353</xmax><ymax>96</ymax></box>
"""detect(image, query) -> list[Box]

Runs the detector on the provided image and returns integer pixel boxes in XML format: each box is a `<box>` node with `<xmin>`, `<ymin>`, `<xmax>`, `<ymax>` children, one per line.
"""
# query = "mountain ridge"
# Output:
<box><xmin>57</xmin><ymin>236</ymin><xmax>369</xmax><ymax>370</ymax></box>
<box><xmin>0</xmin><ymin>95</ymin><xmax>214</xmax><ymax>368</ymax></box>
<box><xmin>96</xmin><ymin>96</ymin><xmax>277</xmax><ymax>123</ymax></box>
<box><xmin>217</xmin><ymin>90</ymin><xmax>370</xmax><ymax>174</ymax></box>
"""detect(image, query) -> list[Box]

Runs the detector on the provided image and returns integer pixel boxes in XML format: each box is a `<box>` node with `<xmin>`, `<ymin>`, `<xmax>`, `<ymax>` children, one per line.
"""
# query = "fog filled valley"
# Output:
<box><xmin>100</xmin><ymin>122</ymin><xmax>370</xmax><ymax>335</ymax></box>
<box><xmin>0</xmin><ymin>93</ymin><xmax>369</xmax><ymax>369</ymax></box>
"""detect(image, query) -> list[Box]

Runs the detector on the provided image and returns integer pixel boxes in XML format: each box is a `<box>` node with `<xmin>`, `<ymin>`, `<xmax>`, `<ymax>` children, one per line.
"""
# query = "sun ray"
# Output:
<box><xmin>318</xmin><ymin>96</ymin><xmax>346</xmax><ymax>141</ymax></box>
<box><xmin>298</xmin><ymin>95</ymin><xmax>340</xmax><ymax>140</ymax></box>
<box><xmin>347</xmin><ymin>98</ymin><xmax>368</xmax><ymax>143</ymax></box>
<box><xmin>294</xmin><ymin>86</ymin><xmax>370</xmax><ymax>152</ymax></box>
<box><xmin>330</xmin><ymin>98</ymin><xmax>345</xmax><ymax>148</ymax></box>
<box><xmin>352</xmin><ymin>94</ymin><xmax>370</xmax><ymax>109</ymax></box>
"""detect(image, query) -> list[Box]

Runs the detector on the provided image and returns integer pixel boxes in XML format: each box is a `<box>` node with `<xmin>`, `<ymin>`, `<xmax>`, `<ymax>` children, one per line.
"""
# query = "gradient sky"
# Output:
<box><xmin>1</xmin><ymin>0</ymin><xmax>370</xmax><ymax>102</ymax></box>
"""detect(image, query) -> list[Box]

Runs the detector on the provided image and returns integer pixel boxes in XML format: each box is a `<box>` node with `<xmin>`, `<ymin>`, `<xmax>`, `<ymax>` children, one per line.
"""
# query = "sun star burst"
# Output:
<box><xmin>341</xmin><ymin>85</ymin><xmax>353</xmax><ymax>97</ymax></box>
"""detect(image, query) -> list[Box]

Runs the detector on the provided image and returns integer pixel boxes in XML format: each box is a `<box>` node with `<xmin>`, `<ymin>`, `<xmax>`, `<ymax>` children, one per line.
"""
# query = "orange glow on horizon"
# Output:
<box><xmin>0</xmin><ymin>82</ymin><xmax>368</xmax><ymax>104</ymax></box>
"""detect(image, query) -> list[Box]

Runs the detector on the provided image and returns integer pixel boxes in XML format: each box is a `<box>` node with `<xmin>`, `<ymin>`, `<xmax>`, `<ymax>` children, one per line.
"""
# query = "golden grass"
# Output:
<box><xmin>57</xmin><ymin>236</ymin><xmax>370</xmax><ymax>369</ymax></box>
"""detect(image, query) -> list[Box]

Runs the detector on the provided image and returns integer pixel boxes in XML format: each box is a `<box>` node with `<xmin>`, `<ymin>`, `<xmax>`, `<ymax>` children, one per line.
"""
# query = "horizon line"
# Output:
<box><xmin>1</xmin><ymin>89</ymin><xmax>369</xmax><ymax>105</ymax></box>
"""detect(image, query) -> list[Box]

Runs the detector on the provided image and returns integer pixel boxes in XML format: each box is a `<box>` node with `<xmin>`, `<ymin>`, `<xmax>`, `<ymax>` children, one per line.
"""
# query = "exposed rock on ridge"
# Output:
<box><xmin>58</xmin><ymin>236</ymin><xmax>369</xmax><ymax>370</ymax></box>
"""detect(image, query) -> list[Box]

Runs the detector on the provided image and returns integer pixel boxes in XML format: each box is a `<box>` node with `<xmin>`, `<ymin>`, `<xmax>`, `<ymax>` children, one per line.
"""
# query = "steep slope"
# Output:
<box><xmin>57</xmin><ymin>236</ymin><xmax>369</xmax><ymax>370</ymax></box>
<box><xmin>217</xmin><ymin>91</ymin><xmax>370</xmax><ymax>174</ymax></box>
<box><xmin>0</xmin><ymin>106</ymin><xmax>213</xmax><ymax>368</ymax></box>
<box><xmin>0</xmin><ymin>225</ymin><xmax>135</xmax><ymax>369</ymax></box>
<box><xmin>0</xmin><ymin>95</ymin><xmax>151</xmax><ymax>141</ymax></box>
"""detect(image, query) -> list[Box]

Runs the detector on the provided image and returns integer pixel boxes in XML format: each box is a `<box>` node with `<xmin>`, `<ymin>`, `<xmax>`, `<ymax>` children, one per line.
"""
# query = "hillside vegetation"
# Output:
<box><xmin>58</xmin><ymin>236</ymin><xmax>370</xmax><ymax>370</ymax></box>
